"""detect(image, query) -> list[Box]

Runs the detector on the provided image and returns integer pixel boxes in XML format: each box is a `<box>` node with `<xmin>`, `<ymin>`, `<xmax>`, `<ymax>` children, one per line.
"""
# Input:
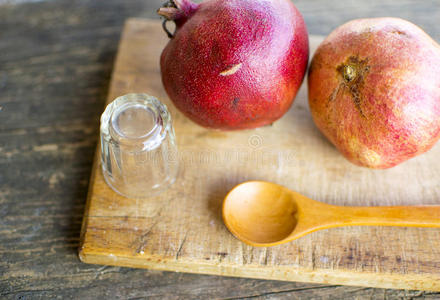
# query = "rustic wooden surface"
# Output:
<box><xmin>80</xmin><ymin>18</ymin><xmax>440</xmax><ymax>291</ymax></box>
<box><xmin>2</xmin><ymin>0</ymin><xmax>440</xmax><ymax>299</ymax></box>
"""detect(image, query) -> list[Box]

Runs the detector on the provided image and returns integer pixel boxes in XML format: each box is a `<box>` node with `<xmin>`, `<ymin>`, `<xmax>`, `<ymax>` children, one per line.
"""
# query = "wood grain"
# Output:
<box><xmin>79</xmin><ymin>19</ymin><xmax>440</xmax><ymax>291</ymax></box>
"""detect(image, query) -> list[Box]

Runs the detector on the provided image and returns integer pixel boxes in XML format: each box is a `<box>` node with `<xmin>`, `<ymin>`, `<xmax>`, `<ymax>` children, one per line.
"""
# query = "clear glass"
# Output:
<box><xmin>100</xmin><ymin>93</ymin><xmax>178</xmax><ymax>198</ymax></box>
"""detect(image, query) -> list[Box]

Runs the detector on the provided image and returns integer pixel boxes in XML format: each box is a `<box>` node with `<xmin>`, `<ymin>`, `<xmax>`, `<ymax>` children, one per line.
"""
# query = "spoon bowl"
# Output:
<box><xmin>222</xmin><ymin>181</ymin><xmax>440</xmax><ymax>247</ymax></box>
<box><xmin>222</xmin><ymin>181</ymin><xmax>297</xmax><ymax>244</ymax></box>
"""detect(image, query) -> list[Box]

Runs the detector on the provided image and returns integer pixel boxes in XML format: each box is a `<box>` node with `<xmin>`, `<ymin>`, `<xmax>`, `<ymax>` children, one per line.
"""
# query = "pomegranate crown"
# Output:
<box><xmin>157</xmin><ymin>0</ymin><xmax>199</xmax><ymax>38</ymax></box>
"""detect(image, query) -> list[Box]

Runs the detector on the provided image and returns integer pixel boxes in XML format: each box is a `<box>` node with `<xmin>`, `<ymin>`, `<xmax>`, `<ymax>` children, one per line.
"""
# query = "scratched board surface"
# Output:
<box><xmin>79</xmin><ymin>19</ymin><xmax>440</xmax><ymax>291</ymax></box>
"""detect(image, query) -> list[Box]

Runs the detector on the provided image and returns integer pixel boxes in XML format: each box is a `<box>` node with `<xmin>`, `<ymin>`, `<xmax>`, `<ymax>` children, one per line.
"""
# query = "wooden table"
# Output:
<box><xmin>1</xmin><ymin>0</ymin><xmax>440</xmax><ymax>298</ymax></box>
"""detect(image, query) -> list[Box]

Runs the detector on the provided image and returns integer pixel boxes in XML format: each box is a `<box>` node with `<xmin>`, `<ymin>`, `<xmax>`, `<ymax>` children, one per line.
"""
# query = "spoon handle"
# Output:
<box><xmin>334</xmin><ymin>205</ymin><xmax>440</xmax><ymax>227</ymax></box>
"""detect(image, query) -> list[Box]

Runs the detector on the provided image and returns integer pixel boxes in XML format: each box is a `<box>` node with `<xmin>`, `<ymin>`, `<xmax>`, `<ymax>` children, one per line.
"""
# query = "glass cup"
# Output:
<box><xmin>100</xmin><ymin>93</ymin><xmax>178</xmax><ymax>198</ymax></box>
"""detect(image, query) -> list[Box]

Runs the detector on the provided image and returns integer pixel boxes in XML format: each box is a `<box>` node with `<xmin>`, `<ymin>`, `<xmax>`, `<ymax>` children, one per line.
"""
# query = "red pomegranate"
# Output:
<box><xmin>158</xmin><ymin>0</ymin><xmax>308</xmax><ymax>130</ymax></box>
<box><xmin>308</xmin><ymin>18</ymin><xmax>440</xmax><ymax>168</ymax></box>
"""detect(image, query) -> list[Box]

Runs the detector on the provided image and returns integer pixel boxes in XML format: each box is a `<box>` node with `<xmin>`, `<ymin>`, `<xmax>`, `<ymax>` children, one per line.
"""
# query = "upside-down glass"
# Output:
<box><xmin>100</xmin><ymin>93</ymin><xmax>178</xmax><ymax>198</ymax></box>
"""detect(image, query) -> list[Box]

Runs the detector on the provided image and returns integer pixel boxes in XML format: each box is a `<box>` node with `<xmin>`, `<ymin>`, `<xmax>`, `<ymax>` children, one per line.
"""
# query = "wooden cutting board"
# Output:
<box><xmin>79</xmin><ymin>18</ymin><xmax>440</xmax><ymax>291</ymax></box>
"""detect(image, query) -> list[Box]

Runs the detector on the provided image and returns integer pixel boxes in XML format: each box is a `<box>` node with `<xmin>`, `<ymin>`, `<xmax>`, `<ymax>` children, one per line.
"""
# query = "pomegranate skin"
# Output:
<box><xmin>308</xmin><ymin>18</ymin><xmax>440</xmax><ymax>169</ymax></box>
<box><xmin>158</xmin><ymin>0</ymin><xmax>309</xmax><ymax>130</ymax></box>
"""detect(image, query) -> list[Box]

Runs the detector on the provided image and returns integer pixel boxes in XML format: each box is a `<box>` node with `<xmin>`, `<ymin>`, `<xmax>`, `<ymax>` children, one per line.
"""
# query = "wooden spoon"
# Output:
<box><xmin>222</xmin><ymin>181</ymin><xmax>440</xmax><ymax>247</ymax></box>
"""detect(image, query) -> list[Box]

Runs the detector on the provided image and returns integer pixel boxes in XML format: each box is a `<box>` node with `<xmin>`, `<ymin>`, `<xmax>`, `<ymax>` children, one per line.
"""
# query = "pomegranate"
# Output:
<box><xmin>158</xmin><ymin>0</ymin><xmax>308</xmax><ymax>130</ymax></box>
<box><xmin>308</xmin><ymin>18</ymin><xmax>440</xmax><ymax>169</ymax></box>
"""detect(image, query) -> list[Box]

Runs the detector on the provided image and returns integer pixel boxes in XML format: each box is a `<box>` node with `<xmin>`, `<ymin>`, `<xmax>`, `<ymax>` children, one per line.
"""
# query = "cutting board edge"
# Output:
<box><xmin>78</xmin><ymin>246</ymin><xmax>440</xmax><ymax>291</ymax></box>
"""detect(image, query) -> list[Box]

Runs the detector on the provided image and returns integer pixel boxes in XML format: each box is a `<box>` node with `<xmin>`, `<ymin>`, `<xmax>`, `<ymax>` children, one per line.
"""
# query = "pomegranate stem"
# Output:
<box><xmin>158</xmin><ymin>0</ymin><xmax>198</xmax><ymax>38</ymax></box>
